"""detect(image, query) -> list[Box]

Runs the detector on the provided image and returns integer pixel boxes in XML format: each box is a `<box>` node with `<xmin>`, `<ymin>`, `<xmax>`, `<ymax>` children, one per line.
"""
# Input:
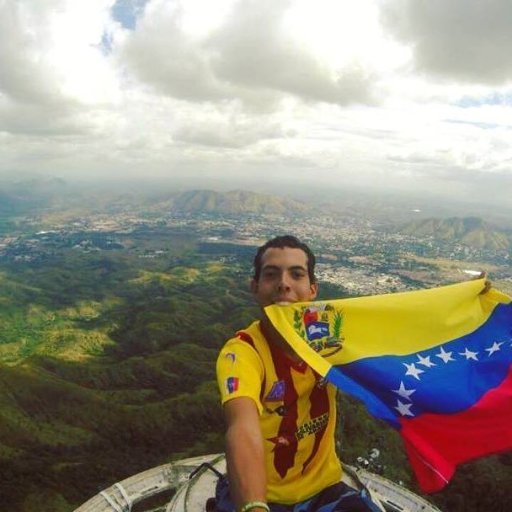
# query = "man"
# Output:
<box><xmin>216</xmin><ymin>235</ymin><xmax>380</xmax><ymax>512</ymax></box>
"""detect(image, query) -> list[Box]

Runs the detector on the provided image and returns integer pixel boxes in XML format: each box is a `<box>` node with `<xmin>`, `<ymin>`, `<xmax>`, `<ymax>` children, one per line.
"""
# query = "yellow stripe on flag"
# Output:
<box><xmin>265</xmin><ymin>278</ymin><xmax>511</xmax><ymax>366</ymax></box>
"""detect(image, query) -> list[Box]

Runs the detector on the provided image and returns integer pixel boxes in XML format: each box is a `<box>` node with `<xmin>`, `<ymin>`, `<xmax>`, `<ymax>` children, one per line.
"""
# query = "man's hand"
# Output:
<box><xmin>474</xmin><ymin>271</ymin><xmax>491</xmax><ymax>294</ymax></box>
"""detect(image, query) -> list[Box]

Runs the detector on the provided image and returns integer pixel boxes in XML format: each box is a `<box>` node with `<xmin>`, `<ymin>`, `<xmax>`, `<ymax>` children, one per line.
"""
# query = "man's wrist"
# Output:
<box><xmin>239</xmin><ymin>501</ymin><xmax>270</xmax><ymax>512</ymax></box>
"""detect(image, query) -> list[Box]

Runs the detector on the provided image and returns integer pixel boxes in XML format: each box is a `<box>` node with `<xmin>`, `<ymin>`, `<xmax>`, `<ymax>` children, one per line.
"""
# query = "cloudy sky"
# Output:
<box><xmin>1</xmin><ymin>0</ymin><xmax>512</xmax><ymax>204</ymax></box>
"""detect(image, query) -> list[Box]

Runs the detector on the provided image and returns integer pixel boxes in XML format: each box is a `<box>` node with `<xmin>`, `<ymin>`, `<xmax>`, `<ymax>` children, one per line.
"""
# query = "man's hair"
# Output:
<box><xmin>253</xmin><ymin>235</ymin><xmax>316</xmax><ymax>283</ymax></box>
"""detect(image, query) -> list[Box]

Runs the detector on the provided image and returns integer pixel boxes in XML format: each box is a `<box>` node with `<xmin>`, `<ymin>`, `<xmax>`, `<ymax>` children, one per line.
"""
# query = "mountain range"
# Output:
<box><xmin>166</xmin><ymin>189</ymin><xmax>309</xmax><ymax>215</ymax></box>
<box><xmin>1</xmin><ymin>180</ymin><xmax>511</xmax><ymax>250</ymax></box>
<box><xmin>400</xmin><ymin>216</ymin><xmax>511</xmax><ymax>250</ymax></box>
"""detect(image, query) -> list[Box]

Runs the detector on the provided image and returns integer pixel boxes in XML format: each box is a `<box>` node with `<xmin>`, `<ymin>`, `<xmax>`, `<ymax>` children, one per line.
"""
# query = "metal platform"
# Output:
<box><xmin>75</xmin><ymin>453</ymin><xmax>442</xmax><ymax>512</ymax></box>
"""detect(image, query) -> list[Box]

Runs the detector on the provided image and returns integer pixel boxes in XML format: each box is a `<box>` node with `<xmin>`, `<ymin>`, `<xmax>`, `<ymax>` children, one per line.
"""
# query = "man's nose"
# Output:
<box><xmin>278</xmin><ymin>272</ymin><xmax>292</xmax><ymax>289</ymax></box>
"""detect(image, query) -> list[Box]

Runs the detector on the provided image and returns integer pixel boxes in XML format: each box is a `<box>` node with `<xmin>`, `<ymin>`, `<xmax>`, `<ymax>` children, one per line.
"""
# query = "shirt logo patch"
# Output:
<box><xmin>226</xmin><ymin>377</ymin><xmax>239</xmax><ymax>394</ymax></box>
<box><xmin>225</xmin><ymin>352</ymin><xmax>236</xmax><ymax>363</ymax></box>
<box><xmin>296</xmin><ymin>413</ymin><xmax>329</xmax><ymax>440</ymax></box>
<box><xmin>265</xmin><ymin>380</ymin><xmax>285</xmax><ymax>401</ymax></box>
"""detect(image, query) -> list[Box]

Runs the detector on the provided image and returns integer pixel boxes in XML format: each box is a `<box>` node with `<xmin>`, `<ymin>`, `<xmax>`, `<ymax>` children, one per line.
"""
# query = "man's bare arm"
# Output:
<box><xmin>224</xmin><ymin>397</ymin><xmax>268</xmax><ymax>511</ymax></box>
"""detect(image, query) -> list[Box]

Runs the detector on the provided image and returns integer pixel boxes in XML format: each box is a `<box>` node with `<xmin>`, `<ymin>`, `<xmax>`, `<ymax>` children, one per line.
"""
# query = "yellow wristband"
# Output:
<box><xmin>239</xmin><ymin>501</ymin><xmax>270</xmax><ymax>512</ymax></box>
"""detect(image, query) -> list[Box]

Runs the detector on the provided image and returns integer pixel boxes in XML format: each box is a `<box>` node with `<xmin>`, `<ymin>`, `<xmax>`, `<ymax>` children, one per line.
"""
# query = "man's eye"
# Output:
<box><xmin>292</xmin><ymin>271</ymin><xmax>306</xmax><ymax>279</ymax></box>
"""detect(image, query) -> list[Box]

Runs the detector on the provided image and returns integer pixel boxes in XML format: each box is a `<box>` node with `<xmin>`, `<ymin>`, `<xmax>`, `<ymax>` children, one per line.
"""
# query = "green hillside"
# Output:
<box><xmin>169</xmin><ymin>189</ymin><xmax>310</xmax><ymax>215</ymax></box>
<box><xmin>401</xmin><ymin>216</ymin><xmax>511</xmax><ymax>250</ymax></box>
<box><xmin>0</xmin><ymin>234</ymin><xmax>510</xmax><ymax>511</ymax></box>
<box><xmin>0</xmin><ymin>245</ymin><xmax>254</xmax><ymax>510</ymax></box>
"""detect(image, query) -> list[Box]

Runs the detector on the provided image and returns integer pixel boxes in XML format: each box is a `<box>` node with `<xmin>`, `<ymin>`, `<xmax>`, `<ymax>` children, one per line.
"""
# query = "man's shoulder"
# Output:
<box><xmin>224</xmin><ymin>320</ymin><xmax>262</xmax><ymax>346</ymax></box>
<box><xmin>218</xmin><ymin>321</ymin><xmax>268</xmax><ymax>363</ymax></box>
<box><xmin>216</xmin><ymin>321</ymin><xmax>267</xmax><ymax>387</ymax></box>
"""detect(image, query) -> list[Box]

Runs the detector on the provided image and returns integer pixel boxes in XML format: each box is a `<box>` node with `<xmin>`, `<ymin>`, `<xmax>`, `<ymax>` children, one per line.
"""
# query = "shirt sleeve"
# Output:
<box><xmin>216</xmin><ymin>337</ymin><xmax>265</xmax><ymax>415</ymax></box>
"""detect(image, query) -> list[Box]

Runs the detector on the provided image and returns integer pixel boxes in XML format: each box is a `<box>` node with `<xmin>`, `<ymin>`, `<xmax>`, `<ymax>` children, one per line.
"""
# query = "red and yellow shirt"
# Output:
<box><xmin>216</xmin><ymin>321</ymin><xmax>342</xmax><ymax>504</ymax></box>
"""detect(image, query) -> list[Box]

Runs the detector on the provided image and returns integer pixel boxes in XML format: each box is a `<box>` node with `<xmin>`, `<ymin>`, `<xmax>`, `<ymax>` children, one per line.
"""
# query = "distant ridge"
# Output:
<box><xmin>401</xmin><ymin>216</ymin><xmax>510</xmax><ymax>250</ymax></box>
<box><xmin>170</xmin><ymin>189</ymin><xmax>309</xmax><ymax>215</ymax></box>
<box><xmin>0</xmin><ymin>176</ymin><xmax>67</xmax><ymax>214</ymax></box>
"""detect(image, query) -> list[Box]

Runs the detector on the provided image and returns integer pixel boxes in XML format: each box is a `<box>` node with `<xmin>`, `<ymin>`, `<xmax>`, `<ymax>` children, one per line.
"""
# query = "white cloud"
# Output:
<box><xmin>0</xmin><ymin>0</ymin><xmax>119</xmax><ymax>136</ymax></box>
<box><xmin>118</xmin><ymin>0</ymin><xmax>377</xmax><ymax>107</ymax></box>
<box><xmin>118</xmin><ymin>1</ymin><xmax>230</xmax><ymax>101</ymax></box>
<box><xmin>381</xmin><ymin>0</ymin><xmax>512</xmax><ymax>85</ymax></box>
<box><xmin>0</xmin><ymin>1</ymin><xmax>62</xmax><ymax>105</ymax></box>
<box><xmin>0</xmin><ymin>0</ymin><xmax>511</xmax><ymax>210</ymax></box>
<box><xmin>206</xmin><ymin>0</ymin><xmax>376</xmax><ymax>106</ymax></box>
<box><xmin>174</xmin><ymin>116</ymin><xmax>287</xmax><ymax>149</ymax></box>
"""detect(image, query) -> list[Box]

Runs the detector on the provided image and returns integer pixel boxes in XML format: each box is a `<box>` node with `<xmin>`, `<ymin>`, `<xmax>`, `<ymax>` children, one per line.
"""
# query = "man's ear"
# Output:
<box><xmin>250</xmin><ymin>278</ymin><xmax>258</xmax><ymax>294</ymax></box>
<box><xmin>311</xmin><ymin>282</ymin><xmax>319</xmax><ymax>299</ymax></box>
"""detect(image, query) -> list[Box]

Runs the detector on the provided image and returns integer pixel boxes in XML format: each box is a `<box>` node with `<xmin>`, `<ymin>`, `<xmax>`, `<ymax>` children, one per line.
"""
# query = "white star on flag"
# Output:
<box><xmin>436</xmin><ymin>347</ymin><xmax>455</xmax><ymax>363</ymax></box>
<box><xmin>403</xmin><ymin>362</ymin><xmax>424</xmax><ymax>380</ymax></box>
<box><xmin>395</xmin><ymin>400</ymin><xmax>414</xmax><ymax>417</ymax></box>
<box><xmin>416</xmin><ymin>354</ymin><xmax>436</xmax><ymax>368</ymax></box>
<box><xmin>460</xmin><ymin>348</ymin><xmax>479</xmax><ymax>361</ymax></box>
<box><xmin>393</xmin><ymin>381</ymin><xmax>416</xmax><ymax>400</ymax></box>
<box><xmin>485</xmin><ymin>341</ymin><xmax>504</xmax><ymax>356</ymax></box>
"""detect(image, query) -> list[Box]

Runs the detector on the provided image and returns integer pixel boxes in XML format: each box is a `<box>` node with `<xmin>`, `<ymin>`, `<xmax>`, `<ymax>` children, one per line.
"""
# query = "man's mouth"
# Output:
<box><xmin>274</xmin><ymin>296</ymin><xmax>293</xmax><ymax>305</ymax></box>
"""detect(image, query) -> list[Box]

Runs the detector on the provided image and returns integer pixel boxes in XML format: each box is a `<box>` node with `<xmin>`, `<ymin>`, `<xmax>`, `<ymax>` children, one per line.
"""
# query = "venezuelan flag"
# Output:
<box><xmin>264</xmin><ymin>278</ymin><xmax>512</xmax><ymax>493</ymax></box>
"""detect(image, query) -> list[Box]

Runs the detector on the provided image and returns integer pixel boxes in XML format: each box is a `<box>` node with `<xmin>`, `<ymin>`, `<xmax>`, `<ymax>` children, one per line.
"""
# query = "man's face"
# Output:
<box><xmin>251</xmin><ymin>247</ymin><xmax>318</xmax><ymax>308</ymax></box>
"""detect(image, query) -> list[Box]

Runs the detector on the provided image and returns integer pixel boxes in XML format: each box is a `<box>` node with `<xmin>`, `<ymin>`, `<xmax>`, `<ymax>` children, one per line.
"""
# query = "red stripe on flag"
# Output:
<box><xmin>400</xmin><ymin>365</ymin><xmax>512</xmax><ymax>493</ymax></box>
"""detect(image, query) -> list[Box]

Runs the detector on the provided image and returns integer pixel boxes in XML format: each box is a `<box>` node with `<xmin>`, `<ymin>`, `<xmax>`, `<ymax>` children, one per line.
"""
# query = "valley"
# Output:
<box><xmin>0</xmin><ymin>185</ymin><xmax>511</xmax><ymax>511</ymax></box>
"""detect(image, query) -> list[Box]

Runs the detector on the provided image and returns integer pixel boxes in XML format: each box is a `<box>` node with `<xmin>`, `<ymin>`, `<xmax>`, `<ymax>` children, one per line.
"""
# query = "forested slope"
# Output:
<box><xmin>0</xmin><ymin>245</ymin><xmax>251</xmax><ymax>510</ymax></box>
<box><xmin>0</xmin><ymin>241</ymin><xmax>510</xmax><ymax>511</ymax></box>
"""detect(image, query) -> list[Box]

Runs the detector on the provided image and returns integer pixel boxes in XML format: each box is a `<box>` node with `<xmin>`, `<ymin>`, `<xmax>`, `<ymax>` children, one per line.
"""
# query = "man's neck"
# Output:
<box><xmin>259</xmin><ymin>314</ymin><xmax>301</xmax><ymax>362</ymax></box>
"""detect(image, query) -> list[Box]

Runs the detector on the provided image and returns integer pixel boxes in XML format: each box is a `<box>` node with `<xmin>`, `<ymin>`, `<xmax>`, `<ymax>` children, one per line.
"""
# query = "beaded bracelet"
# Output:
<box><xmin>239</xmin><ymin>501</ymin><xmax>270</xmax><ymax>512</ymax></box>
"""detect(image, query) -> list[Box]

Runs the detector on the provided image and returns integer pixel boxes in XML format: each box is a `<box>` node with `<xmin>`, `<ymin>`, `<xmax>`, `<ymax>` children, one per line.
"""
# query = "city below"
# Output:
<box><xmin>2</xmin><ymin>205</ymin><xmax>511</xmax><ymax>297</ymax></box>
